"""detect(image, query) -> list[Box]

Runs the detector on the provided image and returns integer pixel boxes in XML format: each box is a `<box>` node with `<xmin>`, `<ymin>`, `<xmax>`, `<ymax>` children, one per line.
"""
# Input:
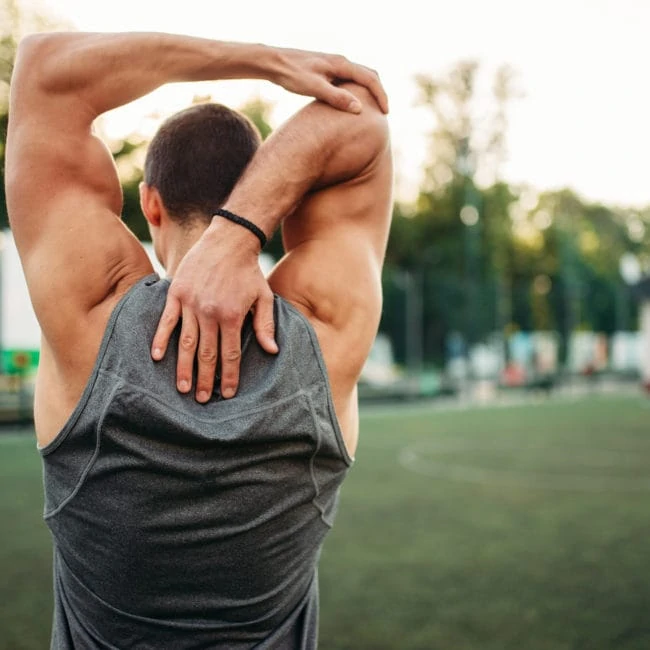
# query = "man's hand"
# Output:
<box><xmin>151</xmin><ymin>220</ymin><xmax>277</xmax><ymax>402</ymax></box>
<box><xmin>269</xmin><ymin>47</ymin><xmax>389</xmax><ymax>115</ymax></box>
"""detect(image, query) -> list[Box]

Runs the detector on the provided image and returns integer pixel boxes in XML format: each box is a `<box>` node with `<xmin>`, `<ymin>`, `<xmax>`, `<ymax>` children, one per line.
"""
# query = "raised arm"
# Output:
<box><xmin>154</xmin><ymin>82</ymin><xmax>392</xmax><ymax>417</ymax></box>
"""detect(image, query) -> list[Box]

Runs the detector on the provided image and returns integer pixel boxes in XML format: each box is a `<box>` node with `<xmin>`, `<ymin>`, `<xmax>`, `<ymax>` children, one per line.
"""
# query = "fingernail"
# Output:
<box><xmin>152</xmin><ymin>347</ymin><xmax>162</xmax><ymax>360</ymax></box>
<box><xmin>179</xmin><ymin>380</ymin><xmax>190</xmax><ymax>392</ymax></box>
<box><xmin>348</xmin><ymin>100</ymin><xmax>361</xmax><ymax>113</ymax></box>
<box><xmin>197</xmin><ymin>390</ymin><xmax>209</xmax><ymax>403</ymax></box>
<box><xmin>222</xmin><ymin>387</ymin><xmax>235</xmax><ymax>399</ymax></box>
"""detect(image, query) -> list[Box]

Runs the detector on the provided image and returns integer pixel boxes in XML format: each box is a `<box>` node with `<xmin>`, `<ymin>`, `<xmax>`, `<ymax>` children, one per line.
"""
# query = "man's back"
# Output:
<box><xmin>44</xmin><ymin>276</ymin><xmax>351</xmax><ymax>649</ymax></box>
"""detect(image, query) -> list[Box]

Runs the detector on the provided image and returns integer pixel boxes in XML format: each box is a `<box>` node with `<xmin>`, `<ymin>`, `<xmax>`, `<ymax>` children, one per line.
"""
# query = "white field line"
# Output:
<box><xmin>398</xmin><ymin>440</ymin><xmax>650</xmax><ymax>492</ymax></box>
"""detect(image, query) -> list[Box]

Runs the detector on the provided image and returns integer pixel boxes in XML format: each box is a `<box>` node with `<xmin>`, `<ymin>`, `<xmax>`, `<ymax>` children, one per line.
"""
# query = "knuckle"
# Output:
<box><xmin>180</xmin><ymin>334</ymin><xmax>196</xmax><ymax>350</ymax></box>
<box><xmin>222</xmin><ymin>307</ymin><xmax>243</xmax><ymax>326</ymax></box>
<box><xmin>198</xmin><ymin>347</ymin><xmax>217</xmax><ymax>364</ymax></box>
<box><xmin>169</xmin><ymin>282</ymin><xmax>189</xmax><ymax>300</ymax></box>
<box><xmin>259</xmin><ymin>318</ymin><xmax>275</xmax><ymax>333</ymax></box>
<box><xmin>223</xmin><ymin>348</ymin><xmax>242</xmax><ymax>363</ymax></box>
<box><xmin>200</xmin><ymin>302</ymin><xmax>220</xmax><ymax>319</ymax></box>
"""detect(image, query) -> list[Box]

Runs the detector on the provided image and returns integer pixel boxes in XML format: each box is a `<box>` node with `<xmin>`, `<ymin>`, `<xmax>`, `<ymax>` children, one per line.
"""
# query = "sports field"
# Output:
<box><xmin>1</xmin><ymin>393</ymin><xmax>649</xmax><ymax>650</ymax></box>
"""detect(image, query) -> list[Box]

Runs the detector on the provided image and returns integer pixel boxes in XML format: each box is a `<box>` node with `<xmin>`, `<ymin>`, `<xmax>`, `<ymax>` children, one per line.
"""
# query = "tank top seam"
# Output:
<box><xmin>44</xmin><ymin>380</ymin><xmax>122</xmax><ymax>520</ymax></box>
<box><xmin>98</xmin><ymin>368</ymin><xmax>311</xmax><ymax>424</ymax></box>
<box><xmin>277</xmin><ymin>298</ymin><xmax>353</xmax><ymax>467</ymax></box>
<box><xmin>39</xmin><ymin>273</ymin><xmax>159</xmax><ymax>457</ymax></box>
<box><xmin>277</xmin><ymin>309</ymin><xmax>327</xmax><ymax>522</ymax></box>
<box><xmin>304</xmin><ymin>391</ymin><xmax>331</xmax><ymax>525</ymax></box>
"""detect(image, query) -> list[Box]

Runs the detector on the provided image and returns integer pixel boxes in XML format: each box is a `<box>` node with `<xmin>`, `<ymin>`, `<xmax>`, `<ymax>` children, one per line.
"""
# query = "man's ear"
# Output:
<box><xmin>139</xmin><ymin>182</ymin><xmax>162</xmax><ymax>227</ymax></box>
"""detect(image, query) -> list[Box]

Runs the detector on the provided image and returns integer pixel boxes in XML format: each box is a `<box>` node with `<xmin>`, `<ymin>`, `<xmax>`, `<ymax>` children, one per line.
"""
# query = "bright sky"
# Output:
<box><xmin>31</xmin><ymin>0</ymin><xmax>650</xmax><ymax>207</ymax></box>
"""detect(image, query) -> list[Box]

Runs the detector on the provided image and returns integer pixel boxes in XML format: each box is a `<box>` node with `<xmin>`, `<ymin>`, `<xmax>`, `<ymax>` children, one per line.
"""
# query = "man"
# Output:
<box><xmin>7</xmin><ymin>30</ymin><xmax>392</xmax><ymax>648</ymax></box>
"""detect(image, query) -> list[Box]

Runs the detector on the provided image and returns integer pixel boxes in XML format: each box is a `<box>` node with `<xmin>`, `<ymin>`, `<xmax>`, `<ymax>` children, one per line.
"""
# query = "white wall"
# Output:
<box><xmin>1</xmin><ymin>231</ymin><xmax>40</xmax><ymax>350</ymax></box>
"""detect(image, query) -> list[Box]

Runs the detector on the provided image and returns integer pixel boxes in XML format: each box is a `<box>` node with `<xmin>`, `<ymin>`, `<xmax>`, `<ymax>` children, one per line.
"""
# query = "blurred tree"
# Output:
<box><xmin>239</xmin><ymin>97</ymin><xmax>274</xmax><ymax>141</ymax></box>
<box><xmin>382</xmin><ymin>59</ymin><xmax>650</xmax><ymax>370</ymax></box>
<box><xmin>382</xmin><ymin>61</ymin><xmax>520</xmax><ymax>364</ymax></box>
<box><xmin>113</xmin><ymin>136</ymin><xmax>149</xmax><ymax>240</ymax></box>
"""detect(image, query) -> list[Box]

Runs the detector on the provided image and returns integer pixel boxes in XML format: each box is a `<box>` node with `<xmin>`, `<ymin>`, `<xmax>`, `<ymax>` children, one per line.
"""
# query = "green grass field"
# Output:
<box><xmin>2</xmin><ymin>394</ymin><xmax>649</xmax><ymax>649</ymax></box>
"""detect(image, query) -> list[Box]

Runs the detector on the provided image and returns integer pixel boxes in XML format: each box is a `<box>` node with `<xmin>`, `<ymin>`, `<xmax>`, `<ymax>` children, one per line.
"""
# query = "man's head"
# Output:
<box><xmin>140</xmin><ymin>103</ymin><xmax>261</xmax><ymax>267</ymax></box>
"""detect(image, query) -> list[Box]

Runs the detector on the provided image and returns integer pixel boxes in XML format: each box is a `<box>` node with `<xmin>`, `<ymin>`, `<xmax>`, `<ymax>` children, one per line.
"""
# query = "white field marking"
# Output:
<box><xmin>398</xmin><ymin>440</ymin><xmax>650</xmax><ymax>492</ymax></box>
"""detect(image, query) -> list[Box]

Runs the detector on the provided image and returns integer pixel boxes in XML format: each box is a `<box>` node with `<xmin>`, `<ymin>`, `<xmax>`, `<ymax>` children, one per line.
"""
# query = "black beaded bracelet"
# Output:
<box><xmin>213</xmin><ymin>208</ymin><xmax>267</xmax><ymax>249</ymax></box>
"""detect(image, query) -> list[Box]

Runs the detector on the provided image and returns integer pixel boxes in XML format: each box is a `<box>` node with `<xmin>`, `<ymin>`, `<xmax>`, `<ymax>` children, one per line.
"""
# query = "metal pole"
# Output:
<box><xmin>404</xmin><ymin>269</ymin><xmax>423</xmax><ymax>377</ymax></box>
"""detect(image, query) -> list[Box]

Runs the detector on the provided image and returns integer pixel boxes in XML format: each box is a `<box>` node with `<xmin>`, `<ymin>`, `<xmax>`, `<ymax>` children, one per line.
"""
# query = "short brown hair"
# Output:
<box><xmin>144</xmin><ymin>103</ymin><xmax>261</xmax><ymax>224</ymax></box>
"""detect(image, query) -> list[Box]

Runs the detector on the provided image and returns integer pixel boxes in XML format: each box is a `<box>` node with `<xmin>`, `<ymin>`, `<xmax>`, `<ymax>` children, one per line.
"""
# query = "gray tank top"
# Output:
<box><xmin>40</xmin><ymin>274</ymin><xmax>352</xmax><ymax>649</ymax></box>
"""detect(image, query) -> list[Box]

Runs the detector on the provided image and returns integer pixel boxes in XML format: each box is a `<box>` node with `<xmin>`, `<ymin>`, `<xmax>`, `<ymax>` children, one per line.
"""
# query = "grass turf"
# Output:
<box><xmin>1</xmin><ymin>395</ymin><xmax>649</xmax><ymax>649</ymax></box>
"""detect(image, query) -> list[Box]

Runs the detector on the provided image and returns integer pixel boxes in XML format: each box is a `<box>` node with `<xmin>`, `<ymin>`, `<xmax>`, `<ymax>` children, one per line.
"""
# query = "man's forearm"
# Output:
<box><xmin>215</xmin><ymin>83</ymin><xmax>389</xmax><ymax>243</ymax></box>
<box><xmin>17</xmin><ymin>32</ymin><xmax>276</xmax><ymax>118</ymax></box>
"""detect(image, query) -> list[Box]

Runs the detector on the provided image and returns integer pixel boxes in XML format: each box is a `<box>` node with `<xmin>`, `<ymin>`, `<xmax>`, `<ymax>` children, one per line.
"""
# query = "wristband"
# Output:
<box><xmin>213</xmin><ymin>208</ymin><xmax>267</xmax><ymax>249</ymax></box>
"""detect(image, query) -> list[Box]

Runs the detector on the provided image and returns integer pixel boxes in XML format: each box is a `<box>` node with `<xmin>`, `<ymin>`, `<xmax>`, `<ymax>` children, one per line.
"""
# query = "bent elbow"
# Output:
<box><xmin>14</xmin><ymin>34</ymin><xmax>52</xmax><ymax>84</ymax></box>
<box><xmin>340</xmin><ymin>82</ymin><xmax>390</xmax><ymax>154</ymax></box>
<box><xmin>13</xmin><ymin>33</ymin><xmax>78</xmax><ymax>96</ymax></box>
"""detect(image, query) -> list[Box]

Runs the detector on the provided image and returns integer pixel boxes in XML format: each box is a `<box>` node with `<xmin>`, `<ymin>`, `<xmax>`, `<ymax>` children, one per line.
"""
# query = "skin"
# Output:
<box><xmin>6</xmin><ymin>31</ymin><xmax>392</xmax><ymax>457</ymax></box>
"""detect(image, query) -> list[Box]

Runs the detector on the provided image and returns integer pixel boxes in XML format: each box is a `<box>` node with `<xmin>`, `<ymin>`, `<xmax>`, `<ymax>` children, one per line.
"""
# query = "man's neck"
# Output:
<box><xmin>164</xmin><ymin>224</ymin><xmax>208</xmax><ymax>277</ymax></box>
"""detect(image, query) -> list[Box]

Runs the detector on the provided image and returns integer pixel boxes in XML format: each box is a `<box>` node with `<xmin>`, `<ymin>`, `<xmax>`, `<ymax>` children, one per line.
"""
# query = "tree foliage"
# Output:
<box><xmin>381</xmin><ymin>61</ymin><xmax>650</xmax><ymax>366</ymax></box>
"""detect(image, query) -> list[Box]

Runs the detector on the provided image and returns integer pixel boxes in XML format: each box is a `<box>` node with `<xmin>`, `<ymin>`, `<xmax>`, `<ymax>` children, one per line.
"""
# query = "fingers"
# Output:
<box><xmin>152</xmin><ymin>252</ymin><xmax>276</xmax><ymax>403</ymax></box>
<box><xmin>194</xmin><ymin>317</ymin><xmax>219</xmax><ymax>403</ymax></box>
<box><xmin>152</xmin><ymin>295</ymin><xmax>181</xmax><ymax>361</ymax></box>
<box><xmin>328</xmin><ymin>56</ymin><xmax>389</xmax><ymax>114</ymax></box>
<box><xmin>219</xmin><ymin>318</ymin><xmax>244</xmax><ymax>400</ymax></box>
<box><xmin>323</xmin><ymin>83</ymin><xmax>363</xmax><ymax>113</ymax></box>
<box><xmin>174</xmin><ymin>306</ymin><xmax>242</xmax><ymax>403</ymax></box>
<box><xmin>176</xmin><ymin>307</ymin><xmax>198</xmax><ymax>395</ymax></box>
<box><xmin>253</xmin><ymin>290</ymin><xmax>278</xmax><ymax>355</ymax></box>
<box><xmin>349</xmin><ymin>65</ymin><xmax>389</xmax><ymax>114</ymax></box>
